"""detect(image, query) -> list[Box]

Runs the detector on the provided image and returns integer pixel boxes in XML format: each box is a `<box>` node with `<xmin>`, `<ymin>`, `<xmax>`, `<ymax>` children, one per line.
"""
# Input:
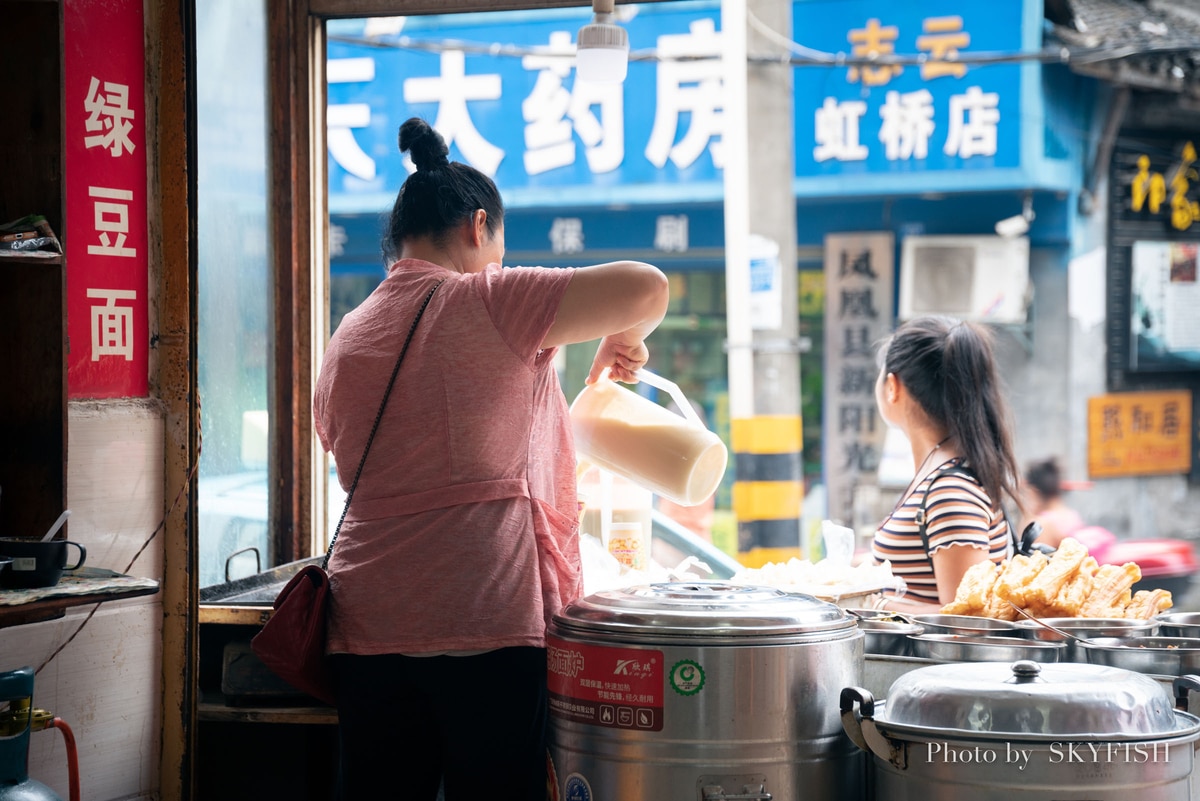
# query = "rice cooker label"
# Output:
<box><xmin>546</xmin><ymin>636</ymin><xmax>663</xmax><ymax>731</ymax></box>
<box><xmin>668</xmin><ymin>659</ymin><xmax>705</xmax><ymax>696</ymax></box>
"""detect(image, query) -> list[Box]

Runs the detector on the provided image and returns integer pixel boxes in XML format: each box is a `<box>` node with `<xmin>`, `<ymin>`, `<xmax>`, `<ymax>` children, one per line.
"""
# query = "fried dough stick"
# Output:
<box><xmin>1078</xmin><ymin>562</ymin><xmax>1142</xmax><ymax>618</ymax></box>
<box><xmin>1024</xmin><ymin>538</ymin><xmax>1090</xmax><ymax>608</ymax></box>
<box><xmin>994</xmin><ymin>552</ymin><xmax>1049</xmax><ymax>608</ymax></box>
<box><xmin>1124</xmin><ymin>588</ymin><xmax>1173</xmax><ymax>620</ymax></box>
<box><xmin>1041</xmin><ymin>556</ymin><xmax>1098</xmax><ymax>618</ymax></box>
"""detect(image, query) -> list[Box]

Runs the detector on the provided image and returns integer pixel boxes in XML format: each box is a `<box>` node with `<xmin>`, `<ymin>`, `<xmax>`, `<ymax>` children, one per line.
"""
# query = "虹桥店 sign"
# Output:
<box><xmin>64</xmin><ymin>0</ymin><xmax>148</xmax><ymax>398</ymax></box>
<box><xmin>792</xmin><ymin>1</ymin><xmax>1025</xmax><ymax>186</ymax></box>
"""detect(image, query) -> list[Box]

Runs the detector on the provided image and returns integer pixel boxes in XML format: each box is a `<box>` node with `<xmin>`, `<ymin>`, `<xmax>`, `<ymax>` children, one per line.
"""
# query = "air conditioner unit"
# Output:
<box><xmin>898</xmin><ymin>235</ymin><xmax>1031</xmax><ymax>324</ymax></box>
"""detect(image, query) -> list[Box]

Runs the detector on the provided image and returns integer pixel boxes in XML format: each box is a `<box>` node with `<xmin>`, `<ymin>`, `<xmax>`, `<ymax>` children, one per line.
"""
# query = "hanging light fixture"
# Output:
<box><xmin>575</xmin><ymin>0</ymin><xmax>629</xmax><ymax>84</ymax></box>
<box><xmin>995</xmin><ymin>193</ymin><xmax>1035</xmax><ymax>238</ymax></box>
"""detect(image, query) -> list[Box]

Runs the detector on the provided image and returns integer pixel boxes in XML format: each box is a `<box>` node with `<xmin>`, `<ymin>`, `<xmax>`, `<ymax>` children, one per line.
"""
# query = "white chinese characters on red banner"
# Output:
<box><xmin>65</xmin><ymin>0</ymin><xmax>147</xmax><ymax>398</ymax></box>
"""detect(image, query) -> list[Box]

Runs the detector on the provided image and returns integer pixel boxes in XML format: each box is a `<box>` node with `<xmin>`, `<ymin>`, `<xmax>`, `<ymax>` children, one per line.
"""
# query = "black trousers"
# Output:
<box><xmin>332</xmin><ymin>647</ymin><xmax>548</xmax><ymax>801</ymax></box>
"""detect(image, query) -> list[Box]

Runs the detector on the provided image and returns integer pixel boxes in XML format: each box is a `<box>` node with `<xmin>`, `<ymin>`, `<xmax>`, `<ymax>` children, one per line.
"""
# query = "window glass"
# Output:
<box><xmin>322</xmin><ymin>7</ymin><xmax>741</xmax><ymax>561</ymax></box>
<box><xmin>195</xmin><ymin>0</ymin><xmax>272</xmax><ymax>587</ymax></box>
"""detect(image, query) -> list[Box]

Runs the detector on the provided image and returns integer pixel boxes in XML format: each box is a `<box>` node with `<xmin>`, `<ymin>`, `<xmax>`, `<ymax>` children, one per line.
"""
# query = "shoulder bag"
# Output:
<box><xmin>250</xmin><ymin>280</ymin><xmax>443</xmax><ymax>705</ymax></box>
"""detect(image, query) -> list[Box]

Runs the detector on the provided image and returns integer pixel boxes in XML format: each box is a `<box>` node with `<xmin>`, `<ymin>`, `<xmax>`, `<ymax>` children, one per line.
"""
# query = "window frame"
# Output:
<box><xmin>264</xmin><ymin>0</ymin><xmax>605</xmax><ymax>566</ymax></box>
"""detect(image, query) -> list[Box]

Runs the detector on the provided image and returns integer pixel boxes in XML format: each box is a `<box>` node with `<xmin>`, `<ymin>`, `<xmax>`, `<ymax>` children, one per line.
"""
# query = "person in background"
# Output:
<box><xmin>313</xmin><ymin>117</ymin><xmax>669</xmax><ymax>800</ymax></box>
<box><xmin>1022</xmin><ymin>457</ymin><xmax>1086</xmax><ymax>551</ymax></box>
<box><xmin>870</xmin><ymin>316</ymin><xmax>1022</xmax><ymax>612</ymax></box>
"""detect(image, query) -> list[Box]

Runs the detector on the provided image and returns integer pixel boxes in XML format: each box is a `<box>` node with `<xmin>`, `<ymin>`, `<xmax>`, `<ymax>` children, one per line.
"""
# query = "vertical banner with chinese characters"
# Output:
<box><xmin>1087</xmin><ymin>390</ymin><xmax>1193</xmax><ymax>479</ymax></box>
<box><xmin>823</xmin><ymin>233</ymin><xmax>894</xmax><ymax>530</ymax></box>
<box><xmin>64</xmin><ymin>0</ymin><xmax>148</xmax><ymax>398</ymax></box>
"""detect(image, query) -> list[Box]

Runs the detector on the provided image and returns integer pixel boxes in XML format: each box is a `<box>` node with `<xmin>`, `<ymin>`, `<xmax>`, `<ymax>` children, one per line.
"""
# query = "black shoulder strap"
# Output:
<box><xmin>322</xmin><ymin>279</ymin><xmax>443</xmax><ymax>569</ymax></box>
<box><xmin>916</xmin><ymin>463</ymin><xmax>1017</xmax><ymax>557</ymax></box>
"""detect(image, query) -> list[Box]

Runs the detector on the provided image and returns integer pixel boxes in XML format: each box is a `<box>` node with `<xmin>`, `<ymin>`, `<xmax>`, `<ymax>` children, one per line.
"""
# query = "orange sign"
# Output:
<box><xmin>1087</xmin><ymin>390</ymin><xmax>1193</xmax><ymax>478</ymax></box>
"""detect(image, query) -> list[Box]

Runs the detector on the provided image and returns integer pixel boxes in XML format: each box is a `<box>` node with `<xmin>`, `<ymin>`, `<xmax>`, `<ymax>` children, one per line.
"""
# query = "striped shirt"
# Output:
<box><xmin>872</xmin><ymin>458</ymin><xmax>1010</xmax><ymax>604</ymax></box>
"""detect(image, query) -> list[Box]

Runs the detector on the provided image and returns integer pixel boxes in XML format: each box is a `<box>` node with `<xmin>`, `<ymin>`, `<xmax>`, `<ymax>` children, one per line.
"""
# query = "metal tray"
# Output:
<box><xmin>909</xmin><ymin>633</ymin><xmax>1067</xmax><ymax>663</ymax></box>
<box><xmin>1079</xmin><ymin>636</ymin><xmax>1200</xmax><ymax>675</ymax></box>
<box><xmin>858</xmin><ymin>619</ymin><xmax>924</xmax><ymax>656</ymax></box>
<box><xmin>1157</xmin><ymin>612</ymin><xmax>1200</xmax><ymax>638</ymax></box>
<box><xmin>908</xmin><ymin>613</ymin><xmax>1021</xmax><ymax>637</ymax></box>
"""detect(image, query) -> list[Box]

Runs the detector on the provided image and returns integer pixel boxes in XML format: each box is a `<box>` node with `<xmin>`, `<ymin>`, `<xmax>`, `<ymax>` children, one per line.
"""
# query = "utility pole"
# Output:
<box><xmin>722</xmin><ymin>0</ymin><xmax>803</xmax><ymax>567</ymax></box>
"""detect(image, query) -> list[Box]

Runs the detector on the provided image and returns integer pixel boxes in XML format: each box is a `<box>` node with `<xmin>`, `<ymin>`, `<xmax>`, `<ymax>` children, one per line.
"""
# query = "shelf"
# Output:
<box><xmin>199</xmin><ymin>604</ymin><xmax>275</xmax><ymax>625</ymax></box>
<box><xmin>0</xmin><ymin>254</ymin><xmax>63</xmax><ymax>265</ymax></box>
<box><xmin>0</xmin><ymin>568</ymin><xmax>159</xmax><ymax>629</ymax></box>
<box><xmin>198</xmin><ymin>691</ymin><xmax>336</xmax><ymax>725</ymax></box>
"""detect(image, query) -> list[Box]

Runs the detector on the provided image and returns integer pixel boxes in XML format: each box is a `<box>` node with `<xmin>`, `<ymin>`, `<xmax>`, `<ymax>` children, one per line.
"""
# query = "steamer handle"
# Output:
<box><xmin>1173</xmin><ymin>675</ymin><xmax>1200</xmax><ymax>711</ymax></box>
<box><xmin>633</xmin><ymin>368</ymin><xmax>704</xmax><ymax>428</ymax></box>
<box><xmin>839</xmin><ymin>686</ymin><xmax>875</xmax><ymax>753</ymax></box>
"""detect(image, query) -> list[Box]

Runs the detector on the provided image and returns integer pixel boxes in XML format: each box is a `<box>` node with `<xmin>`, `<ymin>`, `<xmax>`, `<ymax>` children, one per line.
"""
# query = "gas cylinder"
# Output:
<box><xmin>0</xmin><ymin>666</ymin><xmax>62</xmax><ymax>801</ymax></box>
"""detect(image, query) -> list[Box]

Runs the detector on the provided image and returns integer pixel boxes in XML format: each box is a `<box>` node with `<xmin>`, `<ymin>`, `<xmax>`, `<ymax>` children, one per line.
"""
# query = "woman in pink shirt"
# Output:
<box><xmin>313</xmin><ymin>118</ymin><xmax>668</xmax><ymax>800</ymax></box>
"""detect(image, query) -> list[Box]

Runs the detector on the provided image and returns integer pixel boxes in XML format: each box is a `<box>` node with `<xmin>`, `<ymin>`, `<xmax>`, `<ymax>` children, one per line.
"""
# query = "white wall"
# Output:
<box><xmin>0</xmin><ymin>402</ymin><xmax>163</xmax><ymax>800</ymax></box>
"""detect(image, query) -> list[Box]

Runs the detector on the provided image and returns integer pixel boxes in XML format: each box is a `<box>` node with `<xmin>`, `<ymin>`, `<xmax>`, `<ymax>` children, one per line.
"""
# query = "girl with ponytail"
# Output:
<box><xmin>870</xmin><ymin>316</ymin><xmax>1021</xmax><ymax>611</ymax></box>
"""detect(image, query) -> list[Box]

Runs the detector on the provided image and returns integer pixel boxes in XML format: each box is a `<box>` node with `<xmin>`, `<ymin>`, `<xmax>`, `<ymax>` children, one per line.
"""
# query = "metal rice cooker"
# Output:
<box><xmin>546</xmin><ymin>582</ymin><xmax>865</xmax><ymax>801</ymax></box>
<box><xmin>841</xmin><ymin>660</ymin><xmax>1200</xmax><ymax>800</ymax></box>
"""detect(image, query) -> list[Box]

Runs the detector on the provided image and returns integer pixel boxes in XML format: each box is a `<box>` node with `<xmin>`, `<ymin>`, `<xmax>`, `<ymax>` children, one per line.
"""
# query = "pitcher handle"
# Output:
<box><xmin>633</xmin><ymin>368</ymin><xmax>704</xmax><ymax>428</ymax></box>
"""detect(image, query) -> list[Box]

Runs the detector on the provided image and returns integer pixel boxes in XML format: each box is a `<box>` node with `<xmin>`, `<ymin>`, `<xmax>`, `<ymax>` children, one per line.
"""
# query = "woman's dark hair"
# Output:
<box><xmin>382</xmin><ymin>117</ymin><xmax>504</xmax><ymax>261</ymax></box>
<box><xmin>1025</xmin><ymin>457</ymin><xmax>1063</xmax><ymax>500</ymax></box>
<box><xmin>879</xmin><ymin>316</ymin><xmax>1020</xmax><ymax>511</ymax></box>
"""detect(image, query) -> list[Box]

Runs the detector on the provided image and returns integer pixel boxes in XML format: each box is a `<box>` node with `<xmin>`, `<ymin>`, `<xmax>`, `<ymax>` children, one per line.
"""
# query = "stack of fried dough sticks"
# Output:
<box><xmin>942</xmin><ymin>537</ymin><xmax>1173</xmax><ymax>620</ymax></box>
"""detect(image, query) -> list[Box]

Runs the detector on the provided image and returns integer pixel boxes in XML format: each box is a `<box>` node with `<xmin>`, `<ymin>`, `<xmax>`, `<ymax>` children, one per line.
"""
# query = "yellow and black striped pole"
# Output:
<box><xmin>731</xmin><ymin>415</ymin><xmax>804</xmax><ymax>568</ymax></box>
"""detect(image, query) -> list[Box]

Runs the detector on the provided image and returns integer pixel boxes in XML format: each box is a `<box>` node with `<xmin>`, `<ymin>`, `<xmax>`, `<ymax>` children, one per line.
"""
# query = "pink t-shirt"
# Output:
<box><xmin>313</xmin><ymin>259</ymin><xmax>580</xmax><ymax>655</ymax></box>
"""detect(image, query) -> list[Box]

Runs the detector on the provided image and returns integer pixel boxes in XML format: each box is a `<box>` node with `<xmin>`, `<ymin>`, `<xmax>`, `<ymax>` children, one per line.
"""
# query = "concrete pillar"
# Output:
<box><xmin>723</xmin><ymin>0</ymin><xmax>803</xmax><ymax>567</ymax></box>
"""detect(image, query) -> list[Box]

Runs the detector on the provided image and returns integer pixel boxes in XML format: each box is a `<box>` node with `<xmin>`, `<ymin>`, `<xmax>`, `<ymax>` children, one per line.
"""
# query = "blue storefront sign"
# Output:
<box><xmin>327</xmin><ymin>2</ymin><xmax>726</xmax><ymax>215</ymax></box>
<box><xmin>326</xmin><ymin>0</ymin><xmax>1068</xmax><ymax>272</ymax></box>
<box><xmin>791</xmin><ymin>0</ymin><xmax>1063</xmax><ymax>196</ymax></box>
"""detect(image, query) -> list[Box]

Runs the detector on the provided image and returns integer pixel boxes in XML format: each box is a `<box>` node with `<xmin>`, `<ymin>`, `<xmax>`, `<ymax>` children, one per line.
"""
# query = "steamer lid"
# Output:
<box><xmin>551</xmin><ymin>581</ymin><xmax>857</xmax><ymax>642</ymax></box>
<box><xmin>880</xmin><ymin>659</ymin><xmax>1189</xmax><ymax>738</ymax></box>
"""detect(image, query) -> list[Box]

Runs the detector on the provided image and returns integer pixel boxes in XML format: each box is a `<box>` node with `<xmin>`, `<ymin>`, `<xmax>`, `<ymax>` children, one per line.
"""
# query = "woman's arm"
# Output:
<box><xmin>931</xmin><ymin>543</ymin><xmax>994</xmax><ymax>606</ymax></box>
<box><xmin>875</xmin><ymin>544</ymin><xmax>992</xmax><ymax>613</ymax></box>
<box><xmin>542</xmin><ymin>261</ymin><xmax>669</xmax><ymax>383</ymax></box>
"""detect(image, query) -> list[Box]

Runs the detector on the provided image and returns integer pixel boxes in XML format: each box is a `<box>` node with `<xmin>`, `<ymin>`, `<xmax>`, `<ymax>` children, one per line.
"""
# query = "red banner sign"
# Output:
<box><xmin>64</xmin><ymin>0</ymin><xmax>149</xmax><ymax>398</ymax></box>
<box><xmin>546</xmin><ymin>636</ymin><xmax>664</xmax><ymax>732</ymax></box>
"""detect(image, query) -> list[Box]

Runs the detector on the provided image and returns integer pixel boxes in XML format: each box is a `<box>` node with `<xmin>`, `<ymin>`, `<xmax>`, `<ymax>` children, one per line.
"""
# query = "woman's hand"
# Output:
<box><xmin>587</xmin><ymin>335</ymin><xmax>649</xmax><ymax>385</ymax></box>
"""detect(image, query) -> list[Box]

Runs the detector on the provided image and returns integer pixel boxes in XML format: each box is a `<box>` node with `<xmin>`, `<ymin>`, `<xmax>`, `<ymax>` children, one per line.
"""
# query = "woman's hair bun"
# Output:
<box><xmin>398</xmin><ymin>118</ymin><xmax>450</xmax><ymax>171</ymax></box>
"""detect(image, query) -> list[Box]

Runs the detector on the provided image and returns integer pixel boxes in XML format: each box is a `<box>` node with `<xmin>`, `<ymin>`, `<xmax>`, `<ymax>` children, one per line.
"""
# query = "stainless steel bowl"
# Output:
<box><xmin>1014</xmin><ymin>617</ymin><xmax>1159</xmax><ymax>661</ymax></box>
<box><xmin>909</xmin><ymin>613</ymin><xmax>1020</xmax><ymax>637</ymax></box>
<box><xmin>909</xmin><ymin>633</ymin><xmax>1067</xmax><ymax>662</ymax></box>
<box><xmin>1156</xmin><ymin>612</ymin><xmax>1200</xmax><ymax>638</ymax></box>
<box><xmin>1079</xmin><ymin>636</ymin><xmax>1200</xmax><ymax>675</ymax></box>
<box><xmin>857</xmin><ymin>619</ymin><xmax>924</xmax><ymax>656</ymax></box>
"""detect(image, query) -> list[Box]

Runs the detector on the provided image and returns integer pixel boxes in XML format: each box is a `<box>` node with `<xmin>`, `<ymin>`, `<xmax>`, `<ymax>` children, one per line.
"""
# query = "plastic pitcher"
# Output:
<box><xmin>570</xmin><ymin>369</ymin><xmax>728</xmax><ymax>506</ymax></box>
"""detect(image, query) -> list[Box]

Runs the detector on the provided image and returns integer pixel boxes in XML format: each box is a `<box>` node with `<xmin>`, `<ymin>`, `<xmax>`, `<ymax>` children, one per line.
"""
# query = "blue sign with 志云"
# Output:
<box><xmin>791</xmin><ymin>0</ymin><xmax>1034</xmax><ymax>193</ymax></box>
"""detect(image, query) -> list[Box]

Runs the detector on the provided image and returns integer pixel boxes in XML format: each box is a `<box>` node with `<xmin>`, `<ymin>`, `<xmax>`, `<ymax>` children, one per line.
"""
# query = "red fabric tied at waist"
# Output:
<box><xmin>343</xmin><ymin>478</ymin><xmax>531</xmax><ymax>521</ymax></box>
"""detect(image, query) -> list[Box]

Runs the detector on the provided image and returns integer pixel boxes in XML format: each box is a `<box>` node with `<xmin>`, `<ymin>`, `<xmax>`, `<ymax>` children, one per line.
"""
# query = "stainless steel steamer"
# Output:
<box><xmin>842</xmin><ymin>660</ymin><xmax>1200</xmax><ymax>800</ymax></box>
<box><xmin>547</xmin><ymin>582</ymin><xmax>865</xmax><ymax>801</ymax></box>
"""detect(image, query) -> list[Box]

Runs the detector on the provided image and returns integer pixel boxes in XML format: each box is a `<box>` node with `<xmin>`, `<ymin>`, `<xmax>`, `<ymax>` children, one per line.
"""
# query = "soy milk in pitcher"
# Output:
<box><xmin>570</xmin><ymin>370</ymin><xmax>728</xmax><ymax>506</ymax></box>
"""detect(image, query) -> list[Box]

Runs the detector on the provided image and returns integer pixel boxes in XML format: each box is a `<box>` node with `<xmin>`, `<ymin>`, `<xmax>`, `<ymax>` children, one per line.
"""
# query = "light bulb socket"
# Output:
<box><xmin>576</xmin><ymin>12</ymin><xmax>629</xmax><ymax>84</ymax></box>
